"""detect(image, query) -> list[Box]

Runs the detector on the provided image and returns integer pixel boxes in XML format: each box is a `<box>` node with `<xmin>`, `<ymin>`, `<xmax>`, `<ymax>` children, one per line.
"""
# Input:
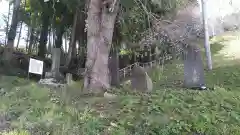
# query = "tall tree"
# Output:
<box><xmin>2</xmin><ymin>0</ymin><xmax>21</xmax><ymax>64</ymax></box>
<box><xmin>28</xmin><ymin>27</ymin><xmax>35</xmax><ymax>54</ymax></box>
<box><xmin>16</xmin><ymin>0</ymin><xmax>27</xmax><ymax>48</ymax></box>
<box><xmin>38</xmin><ymin>0</ymin><xmax>51</xmax><ymax>58</ymax></box>
<box><xmin>54</xmin><ymin>2</ymin><xmax>72</xmax><ymax>49</ymax></box>
<box><xmin>65</xmin><ymin>9</ymin><xmax>78</xmax><ymax>67</ymax></box>
<box><xmin>4</xmin><ymin>2</ymin><xmax>11</xmax><ymax>46</ymax></box>
<box><xmin>84</xmin><ymin>0</ymin><xmax>120</xmax><ymax>91</ymax></box>
<box><xmin>16</xmin><ymin>21</ymin><xmax>23</xmax><ymax>48</ymax></box>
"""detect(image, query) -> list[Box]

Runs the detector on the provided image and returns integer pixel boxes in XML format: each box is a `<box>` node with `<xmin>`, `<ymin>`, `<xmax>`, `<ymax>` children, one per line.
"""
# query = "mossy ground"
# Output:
<box><xmin>1</xmin><ymin>32</ymin><xmax>240</xmax><ymax>135</ymax></box>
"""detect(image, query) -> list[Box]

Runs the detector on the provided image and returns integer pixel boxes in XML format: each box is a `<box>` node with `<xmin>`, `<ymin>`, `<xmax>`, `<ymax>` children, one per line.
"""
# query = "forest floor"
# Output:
<box><xmin>1</xmin><ymin>32</ymin><xmax>240</xmax><ymax>135</ymax></box>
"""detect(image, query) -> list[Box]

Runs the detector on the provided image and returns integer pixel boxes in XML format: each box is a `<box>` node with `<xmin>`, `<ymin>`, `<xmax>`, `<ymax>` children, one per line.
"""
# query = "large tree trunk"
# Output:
<box><xmin>84</xmin><ymin>0</ymin><xmax>119</xmax><ymax>91</ymax></box>
<box><xmin>2</xmin><ymin>0</ymin><xmax>21</xmax><ymax>63</ymax></box>
<box><xmin>38</xmin><ymin>1</ymin><xmax>50</xmax><ymax>58</ymax></box>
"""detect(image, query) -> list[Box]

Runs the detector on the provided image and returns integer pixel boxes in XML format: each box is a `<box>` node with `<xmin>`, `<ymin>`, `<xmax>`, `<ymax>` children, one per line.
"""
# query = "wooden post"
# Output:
<box><xmin>201</xmin><ymin>0</ymin><xmax>212</xmax><ymax>70</ymax></box>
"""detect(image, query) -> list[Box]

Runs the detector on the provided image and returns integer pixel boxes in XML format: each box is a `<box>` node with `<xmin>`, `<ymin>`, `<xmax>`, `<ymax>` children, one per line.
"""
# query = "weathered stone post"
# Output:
<box><xmin>183</xmin><ymin>45</ymin><xmax>205</xmax><ymax>88</ymax></box>
<box><xmin>51</xmin><ymin>48</ymin><xmax>61</xmax><ymax>77</ymax></box>
<box><xmin>66</xmin><ymin>73</ymin><xmax>73</xmax><ymax>85</ymax></box>
<box><xmin>44</xmin><ymin>48</ymin><xmax>64</xmax><ymax>82</ymax></box>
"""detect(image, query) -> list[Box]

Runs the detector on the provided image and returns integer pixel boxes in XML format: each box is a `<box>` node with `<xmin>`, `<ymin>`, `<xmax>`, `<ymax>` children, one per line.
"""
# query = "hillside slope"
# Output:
<box><xmin>1</xmin><ymin>32</ymin><xmax>240</xmax><ymax>134</ymax></box>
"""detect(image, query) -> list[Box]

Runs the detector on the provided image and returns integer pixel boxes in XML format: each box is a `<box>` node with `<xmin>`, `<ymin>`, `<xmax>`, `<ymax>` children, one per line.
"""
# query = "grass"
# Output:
<box><xmin>1</xmin><ymin>32</ymin><xmax>240</xmax><ymax>134</ymax></box>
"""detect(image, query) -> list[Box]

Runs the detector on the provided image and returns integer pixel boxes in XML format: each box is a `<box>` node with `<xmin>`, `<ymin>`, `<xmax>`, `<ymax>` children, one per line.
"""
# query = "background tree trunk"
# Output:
<box><xmin>48</xmin><ymin>28</ymin><xmax>52</xmax><ymax>54</ymax></box>
<box><xmin>71</xmin><ymin>38</ymin><xmax>77</xmax><ymax>57</ymax></box>
<box><xmin>65</xmin><ymin>10</ymin><xmax>78</xmax><ymax>67</ymax></box>
<box><xmin>25</xmin><ymin>26</ymin><xmax>30</xmax><ymax>51</ymax></box>
<box><xmin>64</xmin><ymin>32</ymin><xmax>68</xmax><ymax>52</ymax></box>
<box><xmin>55</xmin><ymin>15</ymin><xmax>65</xmax><ymax>48</ymax></box>
<box><xmin>38</xmin><ymin>1</ymin><xmax>50</xmax><ymax>58</ymax></box>
<box><xmin>28</xmin><ymin>28</ymin><xmax>34</xmax><ymax>54</ymax></box>
<box><xmin>16</xmin><ymin>0</ymin><xmax>26</xmax><ymax>49</ymax></box>
<box><xmin>109</xmin><ymin>48</ymin><xmax>120</xmax><ymax>87</ymax></box>
<box><xmin>16</xmin><ymin>21</ymin><xmax>23</xmax><ymax>48</ymax></box>
<box><xmin>5</xmin><ymin>2</ymin><xmax>11</xmax><ymax>46</ymax></box>
<box><xmin>2</xmin><ymin>0</ymin><xmax>21</xmax><ymax>63</ymax></box>
<box><xmin>55</xmin><ymin>26</ymin><xmax>64</xmax><ymax>48</ymax></box>
<box><xmin>109</xmin><ymin>14</ymin><xmax>121</xmax><ymax>87</ymax></box>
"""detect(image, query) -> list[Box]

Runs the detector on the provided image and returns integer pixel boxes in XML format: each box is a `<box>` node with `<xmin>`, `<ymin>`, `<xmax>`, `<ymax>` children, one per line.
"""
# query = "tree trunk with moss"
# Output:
<box><xmin>84</xmin><ymin>0</ymin><xmax>119</xmax><ymax>92</ymax></box>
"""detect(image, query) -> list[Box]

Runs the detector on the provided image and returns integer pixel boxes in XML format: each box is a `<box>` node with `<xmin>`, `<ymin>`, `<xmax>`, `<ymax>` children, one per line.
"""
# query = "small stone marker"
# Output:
<box><xmin>183</xmin><ymin>45</ymin><xmax>205</xmax><ymax>88</ymax></box>
<box><xmin>131</xmin><ymin>66</ymin><xmax>153</xmax><ymax>92</ymax></box>
<box><xmin>66</xmin><ymin>73</ymin><xmax>72</xmax><ymax>85</ymax></box>
<box><xmin>46</xmin><ymin>48</ymin><xmax>64</xmax><ymax>81</ymax></box>
<box><xmin>39</xmin><ymin>78</ymin><xmax>65</xmax><ymax>88</ymax></box>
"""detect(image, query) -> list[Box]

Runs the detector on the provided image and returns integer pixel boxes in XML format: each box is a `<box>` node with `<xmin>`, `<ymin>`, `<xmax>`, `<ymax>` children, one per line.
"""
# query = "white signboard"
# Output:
<box><xmin>28</xmin><ymin>58</ymin><xmax>44</xmax><ymax>75</ymax></box>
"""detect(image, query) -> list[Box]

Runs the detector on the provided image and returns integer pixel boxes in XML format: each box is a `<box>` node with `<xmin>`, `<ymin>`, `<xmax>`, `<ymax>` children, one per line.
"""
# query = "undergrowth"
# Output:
<box><xmin>1</xmin><ymin>32</ymin><xmax>240</xmax><ymax>134</ymax></box>
<box><xmin>1</xmin><ymin>60</ymin><xmax>240</xmax><ymax>135</ymax></box>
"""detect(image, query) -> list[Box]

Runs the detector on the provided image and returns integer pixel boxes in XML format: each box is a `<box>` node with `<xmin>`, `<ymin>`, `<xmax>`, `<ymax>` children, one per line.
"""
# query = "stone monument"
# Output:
<box><xmin>183</xmin><ymin>45</ymin><xmax>205</xmax><ymax>89</ymax></box>
<box><xmin>39</xmin><ymin>48</ymin><xmax>65</xmax><ymax>87</ymax></box>
<box><xmin>131</xmin><ymin>65</ymin><xmax>153</xmax><ymax>92</ymax></box>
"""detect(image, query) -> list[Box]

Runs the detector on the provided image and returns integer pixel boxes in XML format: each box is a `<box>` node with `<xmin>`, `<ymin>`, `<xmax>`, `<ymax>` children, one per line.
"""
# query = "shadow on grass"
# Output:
<box><xmin>0</xmin><ymin>75</ymin><xmax>31</xmax><ymax>90</ymax></box>
<box><xmin>0</xmin><ymin>65</ymin><xmax>42</xmax><ymax>83</ymax></box>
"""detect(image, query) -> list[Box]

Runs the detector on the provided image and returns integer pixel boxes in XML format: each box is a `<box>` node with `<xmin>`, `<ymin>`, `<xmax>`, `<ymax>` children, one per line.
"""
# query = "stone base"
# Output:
<box><xmin>130</xmin><ymin>66</ymin><xmax>153</xmax><ymax>92</ymax></box>
<box><xmin>45</xmin><ymin>71</ymin><xmax>65</xmax><ymax>83</ymax></box>
<box><xmin>39</xmin><ymin>78</ymin><xmax>66</xmax><ymax>89</ymax></box>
